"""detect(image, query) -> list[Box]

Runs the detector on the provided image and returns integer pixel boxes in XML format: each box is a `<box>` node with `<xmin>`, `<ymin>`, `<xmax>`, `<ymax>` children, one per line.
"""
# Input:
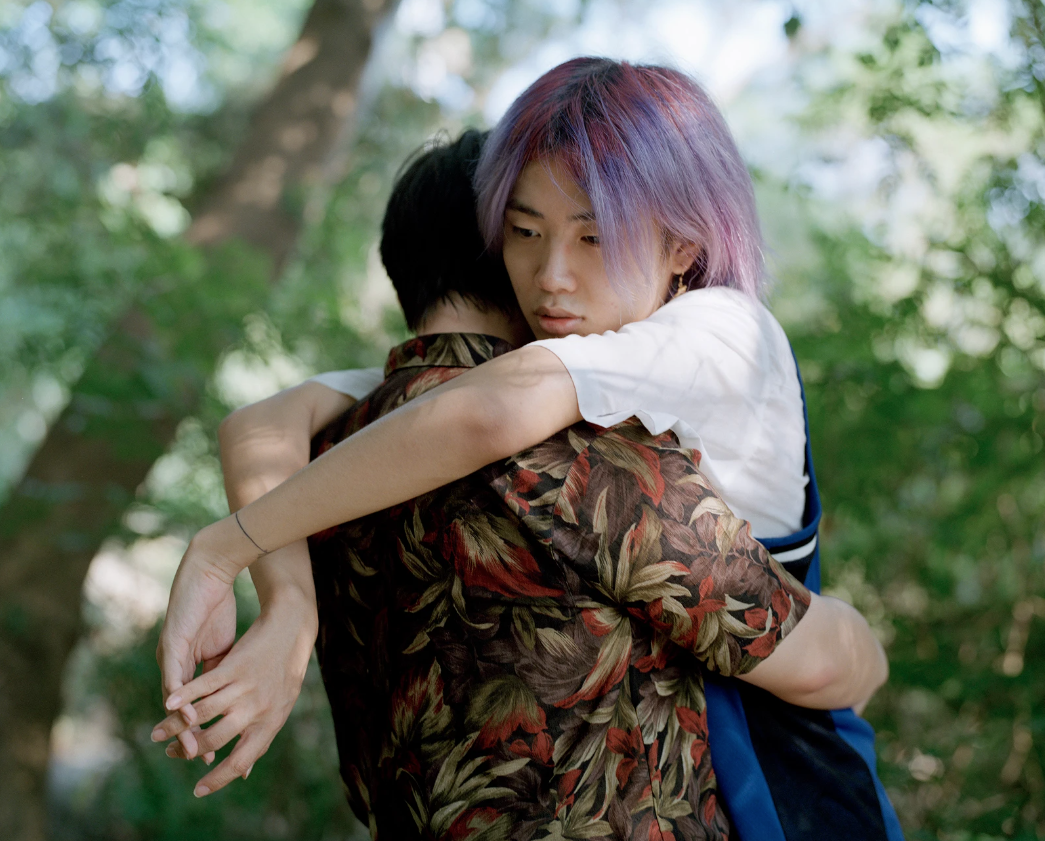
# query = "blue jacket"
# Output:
<box><xmin>704</xmin><ymin>356</ymin><xmax>905</xmax><ymax>841</ymax></box>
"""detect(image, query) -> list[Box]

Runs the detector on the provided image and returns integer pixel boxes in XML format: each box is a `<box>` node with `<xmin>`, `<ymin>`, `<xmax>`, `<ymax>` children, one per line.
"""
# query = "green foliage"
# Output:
<box><xmin>776</xmin><ymin>4</ymin><xmax>1045</xmax><ymax>836</ymax></box>
<box><xmin>782</xmin><ymin>228</ymin><xmax>1043</xmax><ymax>838</ymax></box>
<box><xmin>0</xmin><ymin>0</ymin><xmax>307</xmax><ymax>496</ymax></box>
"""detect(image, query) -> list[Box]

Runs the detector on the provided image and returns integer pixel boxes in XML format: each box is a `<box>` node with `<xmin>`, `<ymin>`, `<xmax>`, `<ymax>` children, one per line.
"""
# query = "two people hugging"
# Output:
<box><xmin>154</xmin><ymin>58</ymin><xmax>905</xmax><ymax>840</ymax></box>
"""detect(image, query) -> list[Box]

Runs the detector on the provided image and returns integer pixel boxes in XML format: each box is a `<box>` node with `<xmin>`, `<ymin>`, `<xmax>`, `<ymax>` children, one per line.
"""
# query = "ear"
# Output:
<box><xmin>667</xmin><ymin>241</ymin><xmax>700</xmax><ymax>277</ymax></box>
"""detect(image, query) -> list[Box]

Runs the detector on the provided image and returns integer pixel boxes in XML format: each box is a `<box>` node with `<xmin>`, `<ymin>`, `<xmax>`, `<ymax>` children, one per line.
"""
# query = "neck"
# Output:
<box><xmin>416</xmin><ymin>296</ymin><xmax>530</xmax><ymax>346</ymax></box>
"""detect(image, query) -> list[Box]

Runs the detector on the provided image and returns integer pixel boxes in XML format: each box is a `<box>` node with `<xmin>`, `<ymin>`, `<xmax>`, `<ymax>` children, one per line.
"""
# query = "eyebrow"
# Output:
<box><xmin>506</xmin><ymin>198</ymin><xmax>596</xmax><ymax>223</ymax></box>
<box><xmin>506</xmin><ymin>198</ymin><xmax>543</xmax><ymax>219</ymax></box>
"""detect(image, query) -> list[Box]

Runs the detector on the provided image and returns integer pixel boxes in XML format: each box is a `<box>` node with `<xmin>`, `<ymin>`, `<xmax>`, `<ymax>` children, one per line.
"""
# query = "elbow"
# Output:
<box><xmin>784</xmin><ymin>632</ymin><xmax>889</xmax><ymax>710</ymax></box>
<box><xmin>218</xmin><ymin>406</ymin><xmax>249</xmax><ymax>450</ymax></box>
<box><xmin>218</xmin><ymin>401</ymin><xmax>274</xmax><ymax>451</ymax></box>
<box><xmin>218</xmin><ymin>390</ymin><xmax>305</xmax><ymax>453</ymax></box>
<box><xmin>794</xmin><ymin>653</ymin><xmax>846</xmax><ymax>701</ymax></box>
<box><xmin>446</xmin><ymin>384</ymin><xmax>521</xmax><ymax>465</ymax></box>
<box><xmin>869</xmin><ymin>636</ymin><xmax>889</xmax><ymax>695</ymax></box>
<box><xmin>815</xmin><ymin>626</ymin><xmax>890</xmax><ymax>710</ymax></box>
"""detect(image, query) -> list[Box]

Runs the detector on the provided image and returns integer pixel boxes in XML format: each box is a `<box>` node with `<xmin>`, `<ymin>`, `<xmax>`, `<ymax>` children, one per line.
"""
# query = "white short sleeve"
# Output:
<box><xmin>531</xmin><ymin>287</ymin><xmax>807</xmax><ymax>538</ymax></box>
<box><xmin>308</xmin><ymin>367</ymin><xmax>385</xmax><ymax>399</ymax></box>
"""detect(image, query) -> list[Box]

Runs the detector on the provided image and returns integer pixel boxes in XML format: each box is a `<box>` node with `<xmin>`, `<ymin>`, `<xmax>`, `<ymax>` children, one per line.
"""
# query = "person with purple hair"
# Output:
<box><xmin>155</xmin><ymin>58</ymin><xmax>903</xmax><ymax>839</ymax></box>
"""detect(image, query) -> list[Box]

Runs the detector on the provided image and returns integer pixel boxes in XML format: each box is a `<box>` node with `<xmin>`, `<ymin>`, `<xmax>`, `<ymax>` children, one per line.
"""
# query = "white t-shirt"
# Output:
<box><xmin>309</xmin><ymin>367</ymin><xmax>385</xmax><ymax>400</ymax></box>
<box><xmin>530</xmin><ymin>287</ymin><xmax>807</xmax><ymax>538</ymax></box>
<box><xmin>311</xmin><ymin>287</ymin><xmax>807</xmax><ymax>539</ymax></box>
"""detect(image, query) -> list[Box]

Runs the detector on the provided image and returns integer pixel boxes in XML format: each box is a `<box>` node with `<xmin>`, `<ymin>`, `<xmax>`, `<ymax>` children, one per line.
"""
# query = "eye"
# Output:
<box><xmin>582</xmin><ymin>234</ymin><xmax>600</xmax><ymax>246</ymax></box>
<box><xmin>511</xmin><ymin>225</ymin><xmax>539</xmax><ymax>239</ymax></box>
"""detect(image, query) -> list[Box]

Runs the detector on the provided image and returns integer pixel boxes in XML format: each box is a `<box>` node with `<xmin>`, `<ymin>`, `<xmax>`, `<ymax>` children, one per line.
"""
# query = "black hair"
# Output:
<box><xmin>380</xmin><ymin>129</ymin><xmax>519</xmax><ymax>331</ymax></box>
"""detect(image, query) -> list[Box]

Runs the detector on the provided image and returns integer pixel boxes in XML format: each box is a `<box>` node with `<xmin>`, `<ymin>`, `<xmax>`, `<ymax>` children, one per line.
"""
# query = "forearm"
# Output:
<box><xmin>219</xmin><ymin>384</ymin><xmax>351</xmax><ymax>607</ymax></box>
<box><xmin>250</xmin><ymin>542</ymin><xmax>318</xmax><ymax>642</ymax></box>
<box><xmin>219</xmin><ymin>346</ymin><xmax>579</xmax><ymax>572</ymax></box>
<box><xmin>740</xmin><ymin>593</ymin><xmax>888</xmax><ymax>710</ymax></box>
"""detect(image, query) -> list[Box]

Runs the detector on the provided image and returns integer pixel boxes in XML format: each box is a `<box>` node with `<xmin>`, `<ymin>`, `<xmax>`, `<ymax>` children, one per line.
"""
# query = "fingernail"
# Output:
<box><xmin>166</xmin><ymin>695</ymin><xmax>182</xmax><ymax>710</ymax></box>
<box><xmin>151</xmin><ymin>728</ymin><xmax>164</xmax><ymax>742</ymax></box>
<box><xmin>194</xmin><ymin>784</ymin><xmax>210</xmax><ymax>798</ymax></box>
<box><xmin>203</xmin><ymin>754</ymin><xmax>213</xmax><ymax>766</ymax></box>
<box><xmin>243</xmin><ymin>765</ymin><xmax>253</xmax><ymax>780</ymax></box>
<box><xmin>165</xmin><ymin>743</ymin><xmax>178</xmax><ymax>758</ymax></box>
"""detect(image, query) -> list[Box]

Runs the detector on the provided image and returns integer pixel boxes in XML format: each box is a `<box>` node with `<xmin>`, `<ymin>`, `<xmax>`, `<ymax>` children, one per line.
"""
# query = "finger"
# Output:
<box><xmin>164</xmin><ymin>726</ymin><xmax>200</xmax><ymax>758</ymax></box>
<box><xmin>152</xmin><ymin>699</ymin><xmax>200</xmax><ymax>742</ymax></box>
<box><xmin>165</xmin><ymin>665</ymin><xmax>232</xmax><ymax>711</ymax></box>
<box><xmin>158</xmin><ymin>634</ymin><xmax>195</xmax><ymax>706</ymax></box>
<box><xmin>154</xmin><ymin>710</ymin><xmax>190</xmax><ymax>742</ymax></box>
<box><xmin>201</xmin><ymin>654</ymin><xmax>226</xmax><ymax>674</ymax></box>
<box><xmin>184</xmin><ymin>684</ymin><xmax>244</xmax><ymax>728</ymax></box>
<box><xmin>177</xmin><ymin>726</ymin><xmax>200</xmax><ymax>760</ymax></box>
<box><xmin>152</xmin><ymin>684</ymin><xmax>241</xmax><ymax>743</ymax></box>
<box><xmin>193</xmin><ymin>732</ymin><xmax>271</xmax><ymax>797</ymax></box>
<box><xmin>165</xmin><ymin>739</ymin><xmax>215</xmax><ymax>764</ymax></box>
<box><xmin>191</xmin><ymin>714</ymin><xmax>246</xmax><ymax>759</ymax></box>
<box><xmin>152</xmin><ymin>705</ymin><xmax>197</xmax><ymax>742</ymax></box>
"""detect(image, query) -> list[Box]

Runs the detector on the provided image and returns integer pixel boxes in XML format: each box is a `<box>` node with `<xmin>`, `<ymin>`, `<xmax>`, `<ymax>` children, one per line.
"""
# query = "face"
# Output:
<box><xmin>501</xmin><ymin>159</ymin><xmax>691</xmax><ymax>340</ymax></box>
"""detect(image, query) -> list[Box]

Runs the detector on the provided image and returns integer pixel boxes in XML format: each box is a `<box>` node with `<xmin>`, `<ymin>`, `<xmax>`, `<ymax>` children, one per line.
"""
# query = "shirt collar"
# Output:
<box><xmin>384</xmin><ymin>333</ymin><xmax>517</xmax><ymax>378</ymax></box>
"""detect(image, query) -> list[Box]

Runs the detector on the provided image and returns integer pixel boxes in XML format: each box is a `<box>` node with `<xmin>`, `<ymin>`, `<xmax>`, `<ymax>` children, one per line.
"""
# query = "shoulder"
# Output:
<box><xmin>604</xmin><ymin>287</ymin><xmax>794</xmax><ymax>374</ymax></box>
<box><xmin>663</xmin><ymin>289</ymin><xmax>797</xmax><ymax>380</ymax></box>
<box><xmin>656</xmin><ymin>287</ymin><xmax>786</xmax><ymax>341</ymax></box>
<box><xmin>650</xmin><ymin>286</ymin><xmax>755</xmax><ymax>322</ymax></box>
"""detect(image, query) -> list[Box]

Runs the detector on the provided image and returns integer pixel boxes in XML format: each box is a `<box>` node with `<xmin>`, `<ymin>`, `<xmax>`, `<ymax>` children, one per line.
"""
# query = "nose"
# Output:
<box><xmin>534</xmin><ymin>238</ymin><xmax>576</xmax><ymax>294</ymax></box>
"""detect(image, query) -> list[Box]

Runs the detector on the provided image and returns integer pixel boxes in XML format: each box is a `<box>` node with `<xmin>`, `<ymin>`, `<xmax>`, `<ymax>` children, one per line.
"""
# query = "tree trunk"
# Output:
<box><xmin>0</xmin><ymin>1</ymin><xmax>399</xmax><ymax>837</ymax></box>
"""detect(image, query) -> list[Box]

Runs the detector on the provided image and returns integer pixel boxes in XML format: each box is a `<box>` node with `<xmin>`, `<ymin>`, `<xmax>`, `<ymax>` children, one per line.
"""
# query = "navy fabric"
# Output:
<box><xmin>704</xmin><ymin>354</ymin><xmax>904</xmax><ymax>841</ymax></box>
<box><xmin>830</xmin><ymin>709</ymin><xmax>907</xmax><ymax>841</ymax></box>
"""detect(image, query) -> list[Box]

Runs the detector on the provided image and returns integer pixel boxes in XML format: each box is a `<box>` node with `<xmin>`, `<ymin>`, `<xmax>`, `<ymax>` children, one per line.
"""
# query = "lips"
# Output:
<box><xmin>535</xmin><ymin>306</ymin><xmax>582</xmax><ymax>337</ymax></box>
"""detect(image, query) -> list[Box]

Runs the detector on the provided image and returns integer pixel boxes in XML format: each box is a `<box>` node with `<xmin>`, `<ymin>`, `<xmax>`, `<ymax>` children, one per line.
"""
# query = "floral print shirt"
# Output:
<box><xmin>309</xmin><ymin>333</ymin><xmax>811</xmax><ymax>841</ymax></box>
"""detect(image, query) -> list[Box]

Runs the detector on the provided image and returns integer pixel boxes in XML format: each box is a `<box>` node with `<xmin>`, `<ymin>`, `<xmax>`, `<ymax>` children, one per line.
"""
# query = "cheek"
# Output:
<box><xmin>631</xmin><ymin>285</ymin><xmax>665</xmax><ymax>321</ymax></box>
<box><xmin>575</xmin><ymin>279</ymin><xmax>624</xmax><ymax>332</ymax></box>
<box><xmin>502</xmin><ymin>246</ymin><xmax>531</xmax><ymax>298</ymax></box>
<box><xmin>568</xmin><ymin>249</ymin><xmax>609</xmax><ymax>299</ymax></box>
<box><xmin>588</xmin><ymin>280</ymin><xmax>661</xmax><ymax>332</ymax></box>
<box><xmin>504</xmin><ymin>252</ymin><xmax>545</xmax><ymax>323</ymax></box>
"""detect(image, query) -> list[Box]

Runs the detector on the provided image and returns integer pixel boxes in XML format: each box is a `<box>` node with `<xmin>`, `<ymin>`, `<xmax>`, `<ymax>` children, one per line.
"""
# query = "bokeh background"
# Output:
<box><xmin>2</xmin><ymin>0</ymin><xmax>1044</xmax><ymax>838</ymax></box>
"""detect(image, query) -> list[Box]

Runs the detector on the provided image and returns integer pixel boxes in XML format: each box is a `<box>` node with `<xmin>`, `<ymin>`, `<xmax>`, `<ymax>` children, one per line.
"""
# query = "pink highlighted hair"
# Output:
<box><xmin>475</xmin><ymin>57</ymin><xmax>765</xmax><ymax>298</ymax></box>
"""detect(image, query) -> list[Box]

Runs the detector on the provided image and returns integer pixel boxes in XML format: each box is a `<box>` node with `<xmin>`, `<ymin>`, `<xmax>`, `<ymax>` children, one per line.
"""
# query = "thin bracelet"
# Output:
<box><xmin>234</xmin><ymin>510</ymin><xmax>270</xmax><ymax>556</ymax></box>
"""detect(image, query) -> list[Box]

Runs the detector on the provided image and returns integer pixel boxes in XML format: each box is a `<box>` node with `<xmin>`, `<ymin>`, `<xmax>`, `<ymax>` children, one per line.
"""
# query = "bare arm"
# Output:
<box><xmin>220</xmin><ymin>379</ymin><xmax>356</xmax><ymax>635</ymax></box>
<box><xmin>738</xmin><ymin>592</ymin><xmax>888</xmax><ymax>711</ymax></box>
<box><xmin>219</xmin><ymin>380</ymin><xmax>356</xmax><ymax>504</ymax></box>
<box><xmin>154</xmin><ymin>381</ymin><xmax>354</xmax><ymax>790</ymax></box>
<box><xmin>199</xmin><ymin>345</ymin><xmax>580</xmax><ymax>576</ymax></box>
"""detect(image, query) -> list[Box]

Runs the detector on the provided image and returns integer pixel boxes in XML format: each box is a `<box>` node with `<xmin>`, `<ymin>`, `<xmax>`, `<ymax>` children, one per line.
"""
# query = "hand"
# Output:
<box><xmin>151</xmin><ymin>582</ymin><xmax>319</xmax><ymax>796</ymax></box>
<box><xmin>153</xmin><ymin>582</ymin><xmax>236</xmax><ymax>762</ymax></box>
<box><xmin>156</xmin><ymin>520</ymin><xmax>250</xmax><ymax>751</ymax></box>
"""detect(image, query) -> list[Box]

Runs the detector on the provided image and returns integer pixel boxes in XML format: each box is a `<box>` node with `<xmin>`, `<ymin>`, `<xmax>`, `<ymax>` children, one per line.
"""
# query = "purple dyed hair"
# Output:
<box><xmin>475</xmin><ymin>57</ymin><xmax>766</xmax><ymax>298</ymax></box>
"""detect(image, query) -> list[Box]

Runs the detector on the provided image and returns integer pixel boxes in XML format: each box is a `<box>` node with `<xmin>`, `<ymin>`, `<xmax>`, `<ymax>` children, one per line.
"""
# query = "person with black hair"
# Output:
<box><xmin>306</xmin><ymin>129</ymin><xmax>531</xmax><ymax>400</ymax></box>
<box><xmin>151</xmin><ymin>129</ymin><xmax>532</xmax><ymax>787</ymax></box>
<box><xmin>381</xmin><ymin>128</ymin><xmax>522</xmax><ymax>331</ymax></box>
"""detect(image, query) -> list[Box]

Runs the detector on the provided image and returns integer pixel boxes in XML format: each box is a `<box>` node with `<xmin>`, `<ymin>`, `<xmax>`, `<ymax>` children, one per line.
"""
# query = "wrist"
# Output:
<box><xmin>196</xmin><ymin>516</ymin><xmax>259</xmax><ymax>580</ymax></box>
<box><xmin>260</xmin><ymin>585</ymin><xmax>319</xmax><ymax>641</ymax></box>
